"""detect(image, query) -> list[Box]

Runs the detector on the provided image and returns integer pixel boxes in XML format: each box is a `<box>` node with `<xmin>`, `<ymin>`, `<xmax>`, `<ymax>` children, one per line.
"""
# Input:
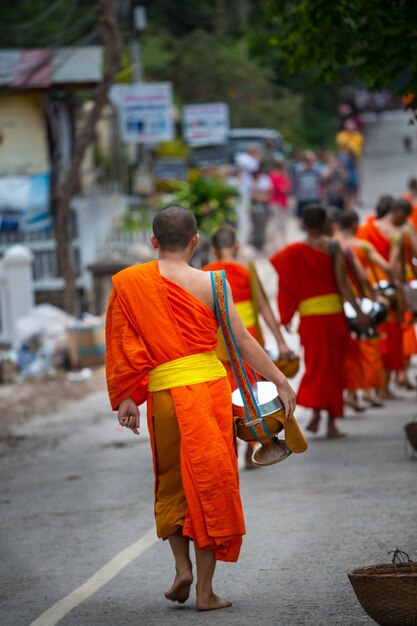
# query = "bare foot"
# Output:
<box><xmin>306</xmin><ymin>414</ymin><xmax>320</xmax><ymax>433</ymax></box>
<box><xmin>196</xmin><ymin>593</ymin><xmax>232</xmax><ymax>611</ymax></box>
<box><xmin>327</xmin><ymin>420</ymin><xmax>347</xmax><ymax>439</ymax></box>
<box><xmin>380</xmin><ymin>389</ymin><xmax>403</xmax><ymax>400</ymax></box>
<box><xmin>164</xmin><ymin>572</ymin><xmax>193</xmax><ymax>604</ymax></box>
<box><xmin>327</xmin><ymin>430</ymin><xmax>347</xmax><ymax>439</ymax></box>
<box><xmin>345</xmin><ymin>398</ymin><xmax>367</xmax><ymax>412</ymax></box>
<box><xmin>245</xmin><ymin>445</ymin><xmax>258</xmax><ymax>470</ymax></box>
<box><xmin>363</xmin><ymin>394</ymin><xmax>384</xmax><ymax>408</ymax></box>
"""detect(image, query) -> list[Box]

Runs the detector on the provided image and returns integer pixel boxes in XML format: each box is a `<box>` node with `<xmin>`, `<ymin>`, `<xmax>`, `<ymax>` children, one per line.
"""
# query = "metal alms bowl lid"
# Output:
<box><xmin>232</xmin><ymin>381</ymin><xmax>283</xmax><ymax>418</ymax></box>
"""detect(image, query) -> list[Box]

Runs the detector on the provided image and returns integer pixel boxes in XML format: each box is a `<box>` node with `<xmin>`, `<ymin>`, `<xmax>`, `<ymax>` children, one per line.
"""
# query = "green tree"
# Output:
<box><xmin>0</xmin><ymin>0</ymin><xmax>98</xmax><ymax>48</ymax></box>
<box><xmin>267</xmin><ymin>0</ymin><xmax>417</xmax><ymax>103</ymax></box>
<box><xmin>143</xmin><ymin>28</ymin><xmax>303</xmax><ymax>143</ymax></box>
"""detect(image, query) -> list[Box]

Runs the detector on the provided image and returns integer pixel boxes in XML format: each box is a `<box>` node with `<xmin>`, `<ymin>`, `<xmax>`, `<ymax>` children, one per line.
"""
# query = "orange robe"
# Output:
<box><xmin>106</xmin><ymin>260</ymin><xmax>245</xmax><ymax>562</ymax></box>
<box><xmin>356</xmin><ymin>221</ymin><xmax>403</xmax><ymax>371</ymax></box>
<box><xmin>400</xmin><ymin>228</ymin><xmax>417</xmax><ymax>362</ymax></box>
<box><xmin>348</xmin><ymin>241</ymin><xmax>385</xmax><ymax>389</ymax></box>
<box><xmin>202</xmin><ymin>260</ymin><xmax>258</xmax><ymax>389</ymax></box>
<box><xmin>344</xmin><ymin>334</ymin><xmax>365</xmax><ymax>392</ymax></box>
<box><xmin>341</xmin><ymin>245</ymin><xmax>365</xmax><ymax>392</ymax></box>
<box><xmin>270</xmin><ymin>243</ymin><xmax>349</xmax><ymax>417</ymax></box>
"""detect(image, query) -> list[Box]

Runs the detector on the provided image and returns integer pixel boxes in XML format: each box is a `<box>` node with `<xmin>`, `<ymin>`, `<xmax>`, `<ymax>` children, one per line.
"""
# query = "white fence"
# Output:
<box><xmin>0</xmin><ymin>192</ymin><xmax>128</xmax><ymax>295</ymax></box>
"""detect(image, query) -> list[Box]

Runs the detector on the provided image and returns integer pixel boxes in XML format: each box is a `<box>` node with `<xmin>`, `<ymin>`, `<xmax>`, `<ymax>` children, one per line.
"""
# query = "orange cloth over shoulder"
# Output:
<box><xmin>356</xmin><ymin>221</ymin><xmax>391</xmax><ymax>281</ymax></box>
<box><xmin>270</xmin><ymin>242</ymin><xmax>348</xmax><ymax>417</ymax></box>
<box><xmin>106</xmin><ymin>260</ymin><xmax>245</xmax><ymax>562</ymax></box>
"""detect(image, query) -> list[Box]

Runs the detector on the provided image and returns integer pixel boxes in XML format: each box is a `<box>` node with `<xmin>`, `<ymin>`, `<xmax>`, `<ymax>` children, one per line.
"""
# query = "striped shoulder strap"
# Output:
<box><xmin>210</xmin><ymin>270</ymin><xmax>274</xmax><ymax>444</ymax></box>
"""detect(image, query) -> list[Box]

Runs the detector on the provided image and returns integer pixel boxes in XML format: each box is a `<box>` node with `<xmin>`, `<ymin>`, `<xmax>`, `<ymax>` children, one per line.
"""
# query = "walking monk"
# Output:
<box><xmin>105</xmin><ymin>205</ymin><xmax>296</xmax><ymax>611</ymax></box>
<box><xmin>357</xmin><ymin>198</ymin><xmax>412</xmax><ymax>397</ymax></box>
<box><xmin>334</xmin><ymin>210</ymin><xmax>395</xmax><ymax>407</ymax></box>
<box><xmin>202</xmin><ymin>226</ymin><xmax>294</xmax><ymax>468</ymax></box>
<box><xmin>270</xmin><ymin>205</ymin><xmax>369</xmax><ymax>438</ymax></box>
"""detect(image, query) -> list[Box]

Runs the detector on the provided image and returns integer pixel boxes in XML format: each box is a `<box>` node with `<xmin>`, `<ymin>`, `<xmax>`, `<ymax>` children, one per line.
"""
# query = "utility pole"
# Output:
<box><xmin>129</xmin><ymin>3</ymin><xmax>148</xmax><ymax>183</ymax></box>
<box><xmin>130</xmin><ymin>3</ymin><xmax>146</xmax><ymax>83</ymax></box>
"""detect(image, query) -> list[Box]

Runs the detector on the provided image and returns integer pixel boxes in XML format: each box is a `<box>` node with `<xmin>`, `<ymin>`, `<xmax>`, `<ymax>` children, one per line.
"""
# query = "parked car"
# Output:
<box><xmin>188</xmin><ymin>143</ymin><xmax>233</xmax><ymax>169</ymax></box>
<box><xmin>228</xmin><ymin>128</ymin><xmax>286</xmax><ymax>163</ymax></box>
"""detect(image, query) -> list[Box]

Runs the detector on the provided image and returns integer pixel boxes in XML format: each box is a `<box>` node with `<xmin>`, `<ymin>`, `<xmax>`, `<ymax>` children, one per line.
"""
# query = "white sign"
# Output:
<box><xmin>0</xmin><ymin>173</ymin><xmax>52</xmax><ymax>231</ymax></box>
<box><xmin>182</xmin><ymin>102</ymin><xmax>230</xmax><ymax>146</ymax></box>
<box><xmin>111</xmin><ymin>83</ymin><xmax>174</xmax><ymax>144</ymax></box>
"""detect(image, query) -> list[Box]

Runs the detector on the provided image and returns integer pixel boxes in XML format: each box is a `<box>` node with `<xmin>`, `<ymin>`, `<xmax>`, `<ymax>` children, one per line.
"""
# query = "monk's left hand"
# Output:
<box><xmin>118</xmin><ymin>398</ymin><xmax>140</xmax><ymax>435</ymax></box>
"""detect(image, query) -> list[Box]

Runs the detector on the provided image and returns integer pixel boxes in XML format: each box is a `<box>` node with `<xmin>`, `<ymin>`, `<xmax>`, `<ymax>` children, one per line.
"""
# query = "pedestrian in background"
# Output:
<box><xmin>268</xmin><ymin>159</ymin><xmax>292</xmax><ymax>246</ymax></box>
<box><xmin>322</xmin><ymin>152</ymin><xmax>348</xmax><ymax>210</ymax></box>
<box><xmin>291</xmin><ymin>151</ymin><xmax>323</xmax><ymax>220</ymax></box>
<box><xmin>249</xmin><ymin>162</ymin><xmax>272</xmax><ymax>252</ymax></box>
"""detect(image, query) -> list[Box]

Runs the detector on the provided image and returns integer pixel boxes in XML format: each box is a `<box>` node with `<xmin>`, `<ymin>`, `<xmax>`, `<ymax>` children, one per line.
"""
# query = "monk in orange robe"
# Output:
<box><xmin>106</xmin><ymin>205</ymin><xmax>296</xmax><ymax>611</ymax></box>
<box><xmin>334</xmin><ymin>210</ymin><xmax>393</xmax><ymax>407</ymax></box>
<box><xmin>365</xmin><ymin>195</ymin><xmax>395</xmax><ymax>224</ymax></box>
<box><xmin>357</xmin><ymin>198</ymin><xmax>412</xmax><ymax>396</ymax></box>
<box><xmin>397</xmin><ymin>218</ymin><xmax>417</xmax><ymax>387</ymax></box>
<box><xmin>202</xmin><ymin>226</ymin><xmax>293</xmax><ymax>468</ymax></box>
<box><xmin>270</xmin><ymin>205</ymin><xmax>369</xmax><ymax>438</ymax></box>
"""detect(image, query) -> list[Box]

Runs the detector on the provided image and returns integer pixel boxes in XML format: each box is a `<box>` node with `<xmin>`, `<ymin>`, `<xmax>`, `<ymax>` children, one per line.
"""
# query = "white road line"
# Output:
<box><xmin>30</xmin><ymin>527</ymin><xmax>157</xmax><ymax>626</ymax></box>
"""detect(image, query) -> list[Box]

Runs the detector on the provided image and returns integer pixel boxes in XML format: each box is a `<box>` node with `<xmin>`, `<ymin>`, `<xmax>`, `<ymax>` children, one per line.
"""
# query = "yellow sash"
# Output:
<box><xmin>298</xmin><ymin>293</ymin><xmax>342</xmax><ymax>317</ymax></box>
<box><xmin>235</xmin><ymin>300</ymin><xmax>257</xmax><ymax>328</ymax></box>
<box><xmin>148</xmin><ymin>351</ymin><xmax>226</xmax><ymax>392</ymax></box>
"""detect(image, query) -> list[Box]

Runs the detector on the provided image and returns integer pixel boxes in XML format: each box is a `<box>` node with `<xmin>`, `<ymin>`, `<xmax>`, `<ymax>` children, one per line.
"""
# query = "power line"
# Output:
<box><xmin>0</xmin><ymin>0</ymin><xmax>68</xmax><ymax>32</ymax></box>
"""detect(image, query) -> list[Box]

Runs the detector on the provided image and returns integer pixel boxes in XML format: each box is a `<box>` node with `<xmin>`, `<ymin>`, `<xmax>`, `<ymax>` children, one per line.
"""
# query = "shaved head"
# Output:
<box><xmin>211</xmin><ymin>226</ymin><xmax>237</xmax><ymax>250</ymax></box>
<box><xmin>302</xmin><ymin>205</ymin><xmax>328</xmax><ymax>231</ymax></box>
<box><xmin>152</xmin><ymin>205</ymin><xmax>197</xmax><ymax>251</ymax></box>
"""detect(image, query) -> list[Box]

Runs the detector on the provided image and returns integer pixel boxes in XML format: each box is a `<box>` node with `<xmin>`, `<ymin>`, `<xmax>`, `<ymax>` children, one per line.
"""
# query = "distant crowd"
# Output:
<box><xmin>232</xmin><ymin>118</ymin><xmax>366</xmax><ymax>252</ymax></box>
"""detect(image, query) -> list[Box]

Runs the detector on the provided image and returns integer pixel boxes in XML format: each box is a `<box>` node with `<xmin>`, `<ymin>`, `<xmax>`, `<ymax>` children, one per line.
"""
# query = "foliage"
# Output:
<box><xmin>142</xmin><ymin>28</ymin><xmax>303</xmax><ymax>144</ymax></box>
<box><xmin>0</xmin><ymin>0</ymin><xmax>99</xmax><ymax>48</ymax></box>
<box><xmin>156</xmin><ymin>140</ymin><xmax>189</xmax><ymax>158</ymax></box>
<box><xmin>168</xmin><ymin>174</ymin><xmax>239</xmax><ymax>236</ymax></box>
<box><xmin>117</xmin><ymin>207</ymin><xmax>153</xmax><ymax>233</ymax></box>
<box><xmin>266</xmin><ymin>0</ymin><xmax>417</xmax><ymax>104</ymax></box>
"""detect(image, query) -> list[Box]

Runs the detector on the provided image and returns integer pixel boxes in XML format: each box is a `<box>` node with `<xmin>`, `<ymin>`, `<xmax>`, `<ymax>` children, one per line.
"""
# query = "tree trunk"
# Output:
<box><xmin>55</xmin><ymin>0</ymin><xmax>123</xmax><ymax>314</ymax></box>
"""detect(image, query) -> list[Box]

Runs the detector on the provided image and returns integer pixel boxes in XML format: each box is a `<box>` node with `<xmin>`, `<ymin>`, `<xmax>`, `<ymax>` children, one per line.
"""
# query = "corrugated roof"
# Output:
<box><xmin>0</xmin><ymin>46</ymin><xmax>103</xmax><ymax>89</ymax></box>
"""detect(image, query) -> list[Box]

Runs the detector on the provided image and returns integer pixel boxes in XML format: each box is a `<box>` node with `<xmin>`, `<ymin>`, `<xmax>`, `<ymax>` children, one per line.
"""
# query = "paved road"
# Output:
<box><xmin>1</xmin><ymin>112</ymin><xmax>417</xmax><ymax>626</ymax></box>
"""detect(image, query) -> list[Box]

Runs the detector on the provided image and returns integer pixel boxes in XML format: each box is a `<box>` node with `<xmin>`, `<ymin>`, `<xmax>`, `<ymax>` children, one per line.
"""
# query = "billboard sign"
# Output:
<box><xmin>182</xmin><ymin>102</ymin><xmax>230</xmax><ymax>146</ymax></box>
<box><xmin>111</xmin><ymin>83</ymin><xmax>174</xmax><ymax>144</ymax></box>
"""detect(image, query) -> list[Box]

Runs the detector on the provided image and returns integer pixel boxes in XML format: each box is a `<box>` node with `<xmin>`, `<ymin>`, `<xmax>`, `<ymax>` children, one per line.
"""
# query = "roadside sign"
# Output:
<box><xmin>182</xmin><ymin>102</ymin><xmax>229</xmax><ymax>146</ymax></box>
<box><xmin>111</xmin><ymin>83</ymin><xmax>174</xmax><ymax>144</ymax></box>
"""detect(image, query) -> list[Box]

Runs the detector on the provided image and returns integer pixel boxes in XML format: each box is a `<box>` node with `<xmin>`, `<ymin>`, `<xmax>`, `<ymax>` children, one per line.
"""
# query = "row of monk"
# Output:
<box><xmin>104</xmin><ymin>200</ymin><xmax>416</xmax><ymax>611</ymax></box>
<box><xmin>205</xmin><ymin>195</ymin><xmax>417</xmax><ymax>439</ymax></box>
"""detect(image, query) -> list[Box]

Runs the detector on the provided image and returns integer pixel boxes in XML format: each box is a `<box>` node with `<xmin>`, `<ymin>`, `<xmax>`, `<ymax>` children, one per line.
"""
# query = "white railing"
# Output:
<box><xmin>0</xmin><ymin>231</ymin><xmax>81</xmax><ymax>291</ymax></box>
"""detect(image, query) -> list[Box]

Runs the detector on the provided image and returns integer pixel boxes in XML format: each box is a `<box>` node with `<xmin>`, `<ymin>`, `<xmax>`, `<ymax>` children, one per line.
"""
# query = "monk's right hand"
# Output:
<box><xmin>118</xmin><ymin>398</ymin><xmax>140</xmax><ymax>435</ymax></box>
<box><xmin>275</xmin><ymin>377</ymin><xmax>297</xmax><ymax>420</ymax></box>
<box><xmin>357</xmin><ymin>311</ymin><xmax>371</xmax><ymax>333</ymax></box>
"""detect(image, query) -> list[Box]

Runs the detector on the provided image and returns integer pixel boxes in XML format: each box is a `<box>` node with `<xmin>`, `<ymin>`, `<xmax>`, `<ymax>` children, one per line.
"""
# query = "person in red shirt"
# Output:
<box><xmin>268</xmin><ymin>160</ymin><xmax>292</xmax><ymax>246</ymax></box>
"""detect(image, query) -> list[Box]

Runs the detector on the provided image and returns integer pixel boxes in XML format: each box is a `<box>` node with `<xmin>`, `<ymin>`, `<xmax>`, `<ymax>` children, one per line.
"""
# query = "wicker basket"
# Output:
<box><xmin>348</xmin><ymin>550</ymin><xmax>417</xmax><ymax>626</ymax></box>
<box><xmin>405</xmin><ymin>422</ymin><xmax>417</xmax><ymax>452</ymax></box>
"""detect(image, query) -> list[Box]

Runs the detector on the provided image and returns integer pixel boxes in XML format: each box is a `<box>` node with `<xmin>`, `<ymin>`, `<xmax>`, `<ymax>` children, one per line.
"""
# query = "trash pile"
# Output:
<box><xmin>1</xmin><ymin>304</ymin><xmax>105</xmax><ymax>383</ymax></box>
